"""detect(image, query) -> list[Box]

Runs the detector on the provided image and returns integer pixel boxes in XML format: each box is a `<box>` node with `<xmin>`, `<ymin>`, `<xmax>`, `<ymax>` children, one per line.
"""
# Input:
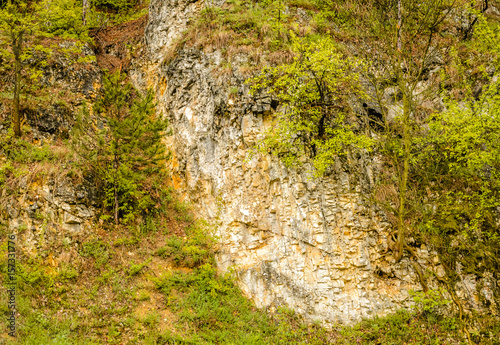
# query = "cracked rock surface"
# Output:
<box><xmin>138</xmin><ymin>44</ymin><xmax>424</xmax><ymax>325</ymax></box>
<box><xmin>142</xmin><ymin>0</ymin><xmax>495</xmax><ymax>324</ymax></box>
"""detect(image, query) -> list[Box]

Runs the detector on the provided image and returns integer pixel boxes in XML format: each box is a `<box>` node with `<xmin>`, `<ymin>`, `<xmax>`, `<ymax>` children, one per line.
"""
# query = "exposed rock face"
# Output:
<box><xmin>142</xmin><ymin>45</ymin><xmax>427</xmax><ymax>323</ymax></box>
<box><xmin>25</xmin><ymin>102</ymin><xmax>73</xmax><ymax>137</ymax></box>
<box><xmin>145</xmin><ymin>0</ymin><xmax>204</xmax><ymax>63</ymax></box>
<box><xmin>40</xmin><ymin>42</ymin><xmax>101</xmax><ymax>97</ymax></box>
<box><xmin>24</xmin><ymin>42</ymin><xmax>101</xmax><ymax>138</ymax></box>
<box><xmin>1</xmin><ymin>176</ymin><xmax>98</xmax><ymax>263</ymax></box>
<box><xmin>143</xmin><ymin>0</ymin><xmax>495</xmax><ymax>324</ymax></box>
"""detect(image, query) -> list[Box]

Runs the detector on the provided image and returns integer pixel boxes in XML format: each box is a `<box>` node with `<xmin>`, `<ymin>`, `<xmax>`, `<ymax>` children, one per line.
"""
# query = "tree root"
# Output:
<box><xmin>431</xmin><ymin>268</ymin><xmax>473</xmax><ymax>345</ymax></box>
<box><xmin>404</xmin><ymin>245</ymin><xmax>429</xmax><ymax>292</ymax></box>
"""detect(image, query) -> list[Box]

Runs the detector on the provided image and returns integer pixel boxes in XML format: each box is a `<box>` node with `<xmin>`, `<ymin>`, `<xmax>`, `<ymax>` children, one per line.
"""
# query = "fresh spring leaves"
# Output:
<box><xmin>248</xmin><ymin>36</ymin><xmax>373</xmax><ymax>176</ymax></box>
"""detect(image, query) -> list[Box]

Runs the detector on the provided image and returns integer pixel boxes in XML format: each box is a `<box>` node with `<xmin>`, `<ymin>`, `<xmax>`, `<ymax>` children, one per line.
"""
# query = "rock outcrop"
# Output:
<box><xmin>153</xmin><ymin>48</ymin><xmax>425</xmax><ymax>324</ymax></box>
<box><xmin>141</xmin><ymin>13</ymin><xmax>426</xmax><ymax>324</ymax></box>
<box><xmin>1</xmin><ymin>43</ymin><xmax>101</xmax><ymax>263</ymax></box>
<box><xmin>26</xmin><ymin>41</ymin><xmax>101</xmax><ymax>139</ymax></box>
<box><xmin>140</xmin><ymin>0</ymin><xmax>496</xmax><ymax>325</ymax></box>
<box><xmin>1</xmin><ymin>176</ymin><xmax>98</xmax><ymax>264</ymax></box>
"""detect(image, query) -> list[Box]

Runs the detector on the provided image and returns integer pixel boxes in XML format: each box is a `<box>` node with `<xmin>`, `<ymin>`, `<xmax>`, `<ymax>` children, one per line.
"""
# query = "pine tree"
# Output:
<box><xmin>0</xmin><ymin>0</ymin><xmax>40</xmax><ymax>137</ymax></box>
<box><xmin>1</xmin><ymin>0</ymin><xmax>86</xmax><ymax>137</ymax></box>
<box><xmin>74</xmin><ymin>71</ymin><xmax>169</xmax><ymax>225</ymax></box>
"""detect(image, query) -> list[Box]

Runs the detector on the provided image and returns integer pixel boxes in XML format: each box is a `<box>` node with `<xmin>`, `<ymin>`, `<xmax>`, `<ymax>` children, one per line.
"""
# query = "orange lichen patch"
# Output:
<box><xmin>157</xmin><ymin>77</ymin><xmax>168</xmax><ymax>97</ymax></box>
<box><xmin>46</xmin><ymin>253</ymin><xmax>58</xmax><ymax>267</ymax></box>
<box><xmin>93</xmin><ymin>81</ymin><xmax>101</xmax><ymax>92</ymax></box>
<box><xmin>169</xmin><ymin>151</ymin><xmax>180</xmax><ymax>170</ymax></box>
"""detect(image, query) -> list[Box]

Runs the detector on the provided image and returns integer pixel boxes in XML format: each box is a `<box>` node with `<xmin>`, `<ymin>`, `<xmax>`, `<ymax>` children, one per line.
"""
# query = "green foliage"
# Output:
<box><xmin>128</xmin><ymin>258</ymin><xmax>151</xmax><ymax>276</ymax></box>
<box><xmin>113</xmin><ymin>236</ymin><xmax>140</xmax><ymax>246</ymax></box>
<box><xmin>412</xmin><ymin>79</ymin><xmax>500</xmax><ymax>287</ymax></box>
<box><xmin>261</xmin><ymin>0</ymin><xmax>289</xmax><ymax>41</ymax></box>
<box><xmin>0</xmin><ymin>1</ymin><xmax>39</xmax><ymax>44</ymax></box>
<box><xmin>0</xmin><ymin>128</ymin><xmax>75</xmax><ymax>196</ymax></box>
<box><xmin>80</xmin><ymin>239</ymin><xmax>110</xmax><ymax>268</ymax></box>
<box><xmin>91</xmin><ymin>0</ymin><xmax>139</xmax><ymax>12</ymax></box>
<box><xmin>85</xmin><ymin>0</ymin><xmax>149</xmax><ymax>27</ymax></box>
<box><xmin>39</xmin><ymin>0</ymin><xmax>88</xmax><ymax>40</ymax></box>
<box><xmin>473</xmin><ymin>15</ymin><xmax>500</xmax><ymax>69</ymax></box>
<box><xmin>410</xmin><ymin>288</ymin><xmax>451</xmax><ymax>314</ymax></box>
<box><xmin>74</xmin><ymin>71</ymin><xmax>170</xmax><ymax>224</ymax></box>
<box><xmin>0</xmin><ymin>0</ymin><xmax>44</xmax><ymax>136</ymax></box>
<box><xmin>248</xmin><ymin>35</ymin><xmax>372</xmax><ymax>175</ymax></box>
<box><xmin>0</xmin><ymin>160</ymin><xmax>13</xmax><ymax>187</ymax></box>
<box><xmin>0</xmin><ymin>134</ymin><xmax>57</xmax><ymax>164</ymax></box>
<box><xmin>183</xmin><ymin>0</ymin><xmax>291</xmax><ymax>60</ymax></box>
<box><xmin>0</xmin><ymin>0</ymin><xmax>97</xmax><ymax>137</ymax></box>
<box><xmin>338</xmin><ymin>309</ymin><xmax>461</xmax><ymax>344</ymax></box>
<box><xmin>154</xmin><ymin>264</ymin><xmax>277</xmax><ymax>344</ymax></box>
<box><xmin>156</xmin><ymin>221</ymin><xmax>215</xmax><ymax>268</ymax></box>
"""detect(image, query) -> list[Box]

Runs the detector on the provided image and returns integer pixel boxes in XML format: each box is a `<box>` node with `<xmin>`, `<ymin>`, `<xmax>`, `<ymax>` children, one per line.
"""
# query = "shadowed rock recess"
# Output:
<box><xmin>139</xmin><ymin>0</ymin><xmax>492</xmax><ymax>326</ymax></box>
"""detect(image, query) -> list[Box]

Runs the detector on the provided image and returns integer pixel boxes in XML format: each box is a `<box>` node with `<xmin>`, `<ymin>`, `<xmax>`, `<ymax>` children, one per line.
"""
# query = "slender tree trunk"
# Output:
<box><xmin>394</xmin><ymin>0</ymin><xmax>407</xmax><ymax>262</ymax></box>
<box><xmin>397</xmin><ymin>0</ymin><xmax>402</xmax><ymax>52</ymax></box>
<box><xmin>395</xmin><ymin>89</ymin><xmax>410</xmax><ymax>262</ymax></box>
<box><xmin>114</xmin><ymin>155</ymin><xmax>119</xmax><ymax>225</ymax></box>
<box><xmin>278</xmin><ymin>0</ymin><xmax>281</xmax><ymax>24</ymax></box>
<box><xmin>12</xmin><ymin>31</ymin><xmax>23</xmax><ymax>137</ymax></box>
<box><xmin>82</xmin><ymin>0</ymin><xmax>88</xmax><ymax>26</ymax></box>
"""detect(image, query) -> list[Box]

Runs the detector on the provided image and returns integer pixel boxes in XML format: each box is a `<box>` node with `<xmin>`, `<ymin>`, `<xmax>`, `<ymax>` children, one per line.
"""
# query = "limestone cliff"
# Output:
<box><xmin>140</xmin><ymin>1</ymin><xmax>439</xmax><ymax>325</ymax></box>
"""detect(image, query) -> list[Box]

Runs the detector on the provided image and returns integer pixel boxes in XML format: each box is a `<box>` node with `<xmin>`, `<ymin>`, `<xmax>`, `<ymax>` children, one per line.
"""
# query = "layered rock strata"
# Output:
<box><xmin>142</xmin><ymin>0</ymin><xmax>496</xmax><ymax>324</ymax></box>
<box><xmin>141</xmin><ymin>46</ymin><xmax>426</xmax><ymax>324</ymax></box>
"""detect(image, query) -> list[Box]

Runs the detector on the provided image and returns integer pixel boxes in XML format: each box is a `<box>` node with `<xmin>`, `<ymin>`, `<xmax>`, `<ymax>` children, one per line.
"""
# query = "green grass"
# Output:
<box><xmin>153</xmin><ymin>264</ymin><xmax>330</xmax><ymax>344</ymax></box>
<box><xmin>156</xmin><ymin>222</ymin><xmax>214</xmax><ymax>268</ymax></box>
<box><xmin>1</xmin><ymin>136</ymin><xmax>59</xmax><ymax>164</ymax></box>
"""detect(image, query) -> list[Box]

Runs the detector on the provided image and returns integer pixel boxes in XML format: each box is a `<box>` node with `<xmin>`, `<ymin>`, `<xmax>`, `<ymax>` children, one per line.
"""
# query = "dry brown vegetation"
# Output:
<box><xmin>90</xmin><ymin>15</ymin><xmax>148</xmax><ymax>72</ymax></box>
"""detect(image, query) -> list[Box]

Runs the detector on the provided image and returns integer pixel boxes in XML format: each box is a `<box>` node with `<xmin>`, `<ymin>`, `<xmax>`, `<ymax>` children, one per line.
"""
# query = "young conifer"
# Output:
<box><xmin>74</xmin><ymin>71</ymin><xmax>169</xmax><ymax>225</ymax></box>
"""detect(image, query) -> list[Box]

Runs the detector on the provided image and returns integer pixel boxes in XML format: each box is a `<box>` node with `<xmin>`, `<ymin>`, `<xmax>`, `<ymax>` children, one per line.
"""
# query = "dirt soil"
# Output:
<box><xmin>90</xmin><ymin>15</ymin><xmax>148</xmax><ymax>73</ymax></box>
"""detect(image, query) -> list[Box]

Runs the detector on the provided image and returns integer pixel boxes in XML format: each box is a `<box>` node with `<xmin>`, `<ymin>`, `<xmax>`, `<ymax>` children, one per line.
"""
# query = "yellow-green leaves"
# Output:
<box><xmin>39</xmin><ymin>0</ymin><xmax>85</xmax><ymax>38</ymax></box>
<box><xmin>247</xmin><ymin>36</ymin><xmax>372</xmax><ymax>176</ymax></box>
<box><xmin>428</xmin><ymin>79</ymin><xmax>500</xmax><ymax>176</ymax></box>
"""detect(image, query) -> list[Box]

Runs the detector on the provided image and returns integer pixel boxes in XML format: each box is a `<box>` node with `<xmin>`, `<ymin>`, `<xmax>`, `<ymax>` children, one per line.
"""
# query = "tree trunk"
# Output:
<box><xmin>82</xmin><ymin>0</ymin><xmax>88</xmax><ymax>26</ymax></box>
<box><xmin>395</xmin><ymin>86</ymin><xmax>411</xmax><ymax>262</ymax></box>
<box><xmin>397</xmin><ymin>0</ymin><xmax>402</xmax><ymax>52</ymax></box>
<box><xmin>394</xmin><ymin>0</ymin><xmax>407</xmax><ymax>262</ymax></box>
<box><xmin>114</xmin><ymin>156</ymin><xmax>119</xmax><ymax>225</ymax></box>
<box><xmin>12</xmin><ymin>31</ymin><xmax>23</xmax><ymax>138</ymax></box>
